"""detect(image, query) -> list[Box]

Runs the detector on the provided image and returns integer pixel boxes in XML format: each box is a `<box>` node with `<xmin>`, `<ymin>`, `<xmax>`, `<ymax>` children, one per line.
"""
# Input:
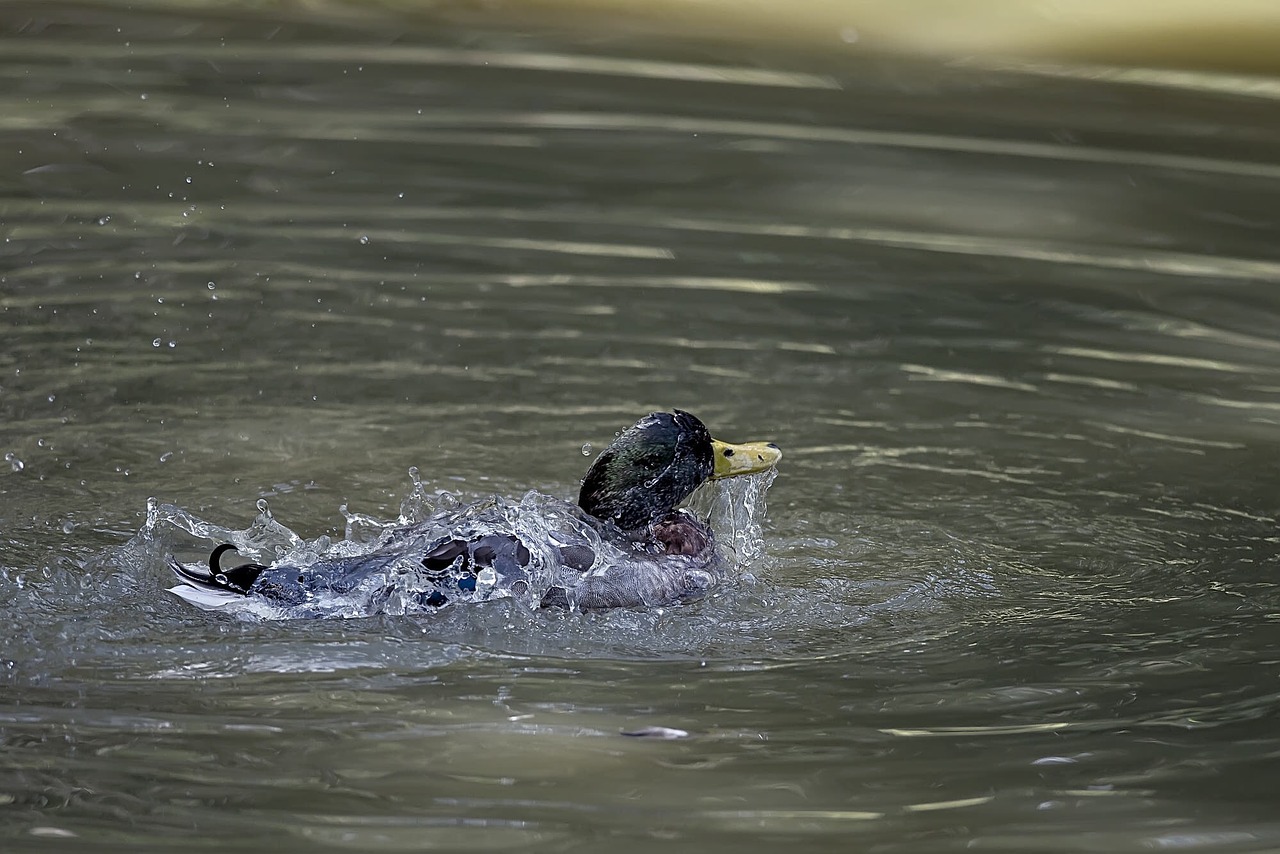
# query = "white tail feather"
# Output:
<box><xmin>167</xmin><ymin>584</ymin><xmax>242</xmax><ymax>610</ymax></box>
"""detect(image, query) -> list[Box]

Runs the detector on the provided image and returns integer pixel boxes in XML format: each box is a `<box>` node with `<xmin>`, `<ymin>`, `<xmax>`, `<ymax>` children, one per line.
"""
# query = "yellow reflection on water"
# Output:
<box><xmin>515</xmin><ymin>0</ymin><xmax>1280</xmax><ymax>73</ymax></box>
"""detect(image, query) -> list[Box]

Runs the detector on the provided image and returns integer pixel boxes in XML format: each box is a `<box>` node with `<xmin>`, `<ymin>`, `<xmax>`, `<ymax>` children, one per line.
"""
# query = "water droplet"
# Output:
<box><xmin>358</xmin><ymin>235</ymin><xmax>370</xmax><ymax>245</ymax></box>
<box><xmin>185</xmin><ymin>176</ymin><xmax>192</xmax><ymax>184</ymax></box>
<box><xmin>159</xmin><ymin>451</ymin><xmax>173</xmax><ymax>463</ymax></box>
<box><xmin>207</xmin><ymin>281</ymin><xmax>216</xmax><ymax>290</ymax></box>
<box><xmin>4</xmin><ymin>452</ymin><xmax>24</xmax><ymax>472</ymax></box>
<box><xmin>97</xmin><ymin>215</ymin><xmax>111</xmax><ymax>225</ymax></box>
<box><xmin>151</xmin><ymin>338</ymin><xmax>161</xmax><ymax>347</ymax></box>
<box><xmin>580</xmin><ymin>443</ymin><xmax>592</xmax><ymax>456</ymax></box>
<box><xmin>167</xmin><ymin>340</ymin><xmax>176</xmax><ymax>348</ymax></box>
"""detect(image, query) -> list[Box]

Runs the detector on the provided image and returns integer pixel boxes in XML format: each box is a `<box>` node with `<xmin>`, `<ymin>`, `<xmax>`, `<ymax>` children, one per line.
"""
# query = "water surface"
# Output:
<box><xmin>3</xmin><ymin>3</ymin><xmax>1280</xmax><ymax>852</ymax></box>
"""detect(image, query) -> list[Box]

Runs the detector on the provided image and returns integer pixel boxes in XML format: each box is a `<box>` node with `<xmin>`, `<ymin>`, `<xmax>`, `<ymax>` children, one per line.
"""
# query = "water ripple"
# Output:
<box><xmin>0</xmin><ymin>39</ymin><xmax>842</xmax><ymax>89</ymax></box>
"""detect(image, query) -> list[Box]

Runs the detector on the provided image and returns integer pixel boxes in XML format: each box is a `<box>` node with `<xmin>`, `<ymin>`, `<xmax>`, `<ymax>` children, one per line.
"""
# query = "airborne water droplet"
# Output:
<box><xmin>580</xmin><ymin>443</ymin><xmax>592</xmax><ymax>456</ymax></box>
<box><xmin>143</xmin><ymin>497</ymin><xmax>160</xmax><ymax>533</ymax></box>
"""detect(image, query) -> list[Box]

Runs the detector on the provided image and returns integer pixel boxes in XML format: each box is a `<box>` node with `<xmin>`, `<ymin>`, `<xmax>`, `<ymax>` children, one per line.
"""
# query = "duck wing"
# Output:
<box><xmin>167</xmin><ymin>532</ymin><xmax>536</xmax><ymax>614</ymax></box>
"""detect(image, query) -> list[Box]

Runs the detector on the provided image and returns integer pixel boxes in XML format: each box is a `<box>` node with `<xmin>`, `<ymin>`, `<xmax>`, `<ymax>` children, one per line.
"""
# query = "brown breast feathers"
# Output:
<box><xmin>650</xmin><ymin>512</ymin><xmax>712</xmax><ymax>557</ymax></box>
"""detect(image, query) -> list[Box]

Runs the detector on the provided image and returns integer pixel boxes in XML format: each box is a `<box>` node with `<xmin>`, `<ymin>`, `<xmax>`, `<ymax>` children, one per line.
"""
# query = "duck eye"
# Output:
<box><xmin>722</xmin><ymin>449</ymin><xmax>734</xmax><ymax>457</ymax></box>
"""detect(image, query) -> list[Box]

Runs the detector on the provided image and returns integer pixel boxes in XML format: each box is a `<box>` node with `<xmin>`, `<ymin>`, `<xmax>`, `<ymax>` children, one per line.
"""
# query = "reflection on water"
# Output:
<box><xmin>3</xmin><ymin>2</ymin><xmax>1280</xmax><ymax>852</ymax></box>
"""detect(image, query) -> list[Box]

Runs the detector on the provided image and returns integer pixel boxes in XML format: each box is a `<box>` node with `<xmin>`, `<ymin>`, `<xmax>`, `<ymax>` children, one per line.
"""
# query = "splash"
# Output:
<box><xmin>688</xmin><ymin>468</ymin><xmax>778</xmax><ymax>565</ymax></box>
<box><xmin>142</xmin><ymin>495</ymin><xmax>305</xmax><ymax>560</ymax></box>
<box><xmin>137</xmin><ymin>468</ymin><xmax>777</xmax><ymax>621</ymax></box>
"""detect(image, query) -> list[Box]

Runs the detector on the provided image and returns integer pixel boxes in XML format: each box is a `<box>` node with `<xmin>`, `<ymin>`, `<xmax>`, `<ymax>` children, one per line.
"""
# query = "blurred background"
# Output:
<box><xmin>484</xmin><ymin>0</ymin><xmax>1280</xmax><ymax>71</ymax></box>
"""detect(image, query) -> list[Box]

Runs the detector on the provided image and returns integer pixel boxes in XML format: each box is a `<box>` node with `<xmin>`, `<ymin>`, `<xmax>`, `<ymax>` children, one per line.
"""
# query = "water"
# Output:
<box><xmin>4</xmin><ymin>2</ymin><xmax>1280</xmax><ymax>851</ymax></box>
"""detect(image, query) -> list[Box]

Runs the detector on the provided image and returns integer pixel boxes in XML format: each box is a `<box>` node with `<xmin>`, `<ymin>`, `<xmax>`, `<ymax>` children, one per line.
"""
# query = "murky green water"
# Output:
<box><xmin>4</xmin><ymin>3</ymin><xmax>1280</xmax><ymax>852</ymax></box>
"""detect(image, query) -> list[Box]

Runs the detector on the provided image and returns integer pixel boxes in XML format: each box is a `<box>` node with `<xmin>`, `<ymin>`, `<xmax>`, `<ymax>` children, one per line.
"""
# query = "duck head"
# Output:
<box><xmin>578</xmin><ymin>410</ymin><xmax>781</xmax><ymax>531</ymax></box>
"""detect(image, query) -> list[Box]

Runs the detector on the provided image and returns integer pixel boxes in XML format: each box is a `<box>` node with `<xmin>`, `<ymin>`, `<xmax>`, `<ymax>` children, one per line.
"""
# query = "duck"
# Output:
<box><xmin>167</xmin><ymin>410</ymin><xmax>781</xmax><ymax>615</ymax></box>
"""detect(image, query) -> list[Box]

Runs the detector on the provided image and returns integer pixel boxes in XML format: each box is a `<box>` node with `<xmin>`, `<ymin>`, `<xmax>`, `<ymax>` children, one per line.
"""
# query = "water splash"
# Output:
<box><xmin>135</xmin><ymin>469</ymin><xmax>778</xmax><ymax>621</ymax></box>
<box><xmin>687</xmin><ymin>468</ymin><xmax>778</xmax><ymax>565</ymax></box>
<box><xmin>143</xmin><ymin>496</ymin><xmax>304</xmax><ymax>561</ymax></box>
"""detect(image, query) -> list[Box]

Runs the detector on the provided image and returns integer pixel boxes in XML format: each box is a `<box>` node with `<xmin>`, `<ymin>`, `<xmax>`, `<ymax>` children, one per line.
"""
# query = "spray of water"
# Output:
<box><xmin>136</xmin><ymin>468</ymin><xmax>777</xmax><ymax>621</ymax></box>
<box><xmin>687</xmin><ymin>468</ymin><xmax>779</xmax><ymax>565</ymax></box>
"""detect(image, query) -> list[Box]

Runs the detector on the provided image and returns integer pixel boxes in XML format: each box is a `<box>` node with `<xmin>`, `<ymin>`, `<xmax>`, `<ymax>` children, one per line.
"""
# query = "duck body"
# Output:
<box><xmin>167</xmin><ymin>411</ymin><xmax>780</xmax><ymax>617</ymax></box>
<box><xmin>540</xmin><ymin>508</ymin><xmax>722</xmax><ymax>609</ymax></box>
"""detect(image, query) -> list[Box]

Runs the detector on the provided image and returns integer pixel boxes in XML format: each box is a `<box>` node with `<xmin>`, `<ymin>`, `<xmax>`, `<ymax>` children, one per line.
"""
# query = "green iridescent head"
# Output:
<box><xmin>577</xmin><ymin>410</ymin><xmax>781</xmax><ymax>531</ymax></box>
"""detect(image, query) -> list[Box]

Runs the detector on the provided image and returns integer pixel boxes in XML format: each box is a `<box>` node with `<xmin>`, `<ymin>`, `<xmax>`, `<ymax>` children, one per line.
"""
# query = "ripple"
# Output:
<box><xmin>1089</xmin><ymin>422</ymin><xmax>1246</xmax><ymax>450</ymax></box>
<box><xmin>433</xmin><ymin>110</ymin><xmax>1280</xmax><ymax>180</ymax></box>
<box><xmin>901</xmin><ymin>363</ymin><xmax>1039</xmax><ymax>392</ymax></box>
<box><xmin>1047</xmin><ymin>345</ymin><xmax>1266</xmax><ymax>374</ymax></box>
<box><xmin>0</xmin><ymin>39</ymin><xmax>842</xmax><ymax>90</ymax></box>
<box><xmin>965</xmin><ymin>57</ymin><xmax>1280</xmax><ymax>101</ymax></box>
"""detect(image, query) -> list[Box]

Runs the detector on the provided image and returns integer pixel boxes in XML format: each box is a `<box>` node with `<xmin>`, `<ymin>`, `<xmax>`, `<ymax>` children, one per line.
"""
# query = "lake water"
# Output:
<box><xmin>3</xmin><ymin>3</ymin><xmax>1280</xmax><ymax>852</ymax></box>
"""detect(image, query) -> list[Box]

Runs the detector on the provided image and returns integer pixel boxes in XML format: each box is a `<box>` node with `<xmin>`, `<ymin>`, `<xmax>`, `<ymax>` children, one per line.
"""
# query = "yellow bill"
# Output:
<box><xmin>711</xmin><ymin>438</ymin><xmax>782</xmax><ymax>479</ymax></box>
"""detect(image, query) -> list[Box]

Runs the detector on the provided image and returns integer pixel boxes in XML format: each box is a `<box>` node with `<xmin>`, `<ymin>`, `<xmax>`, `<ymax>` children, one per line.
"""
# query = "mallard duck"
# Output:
<box><xmin>167</xmin><ymin>410</ymin><xmax>781</xmax><ymax>615</ymax></box>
